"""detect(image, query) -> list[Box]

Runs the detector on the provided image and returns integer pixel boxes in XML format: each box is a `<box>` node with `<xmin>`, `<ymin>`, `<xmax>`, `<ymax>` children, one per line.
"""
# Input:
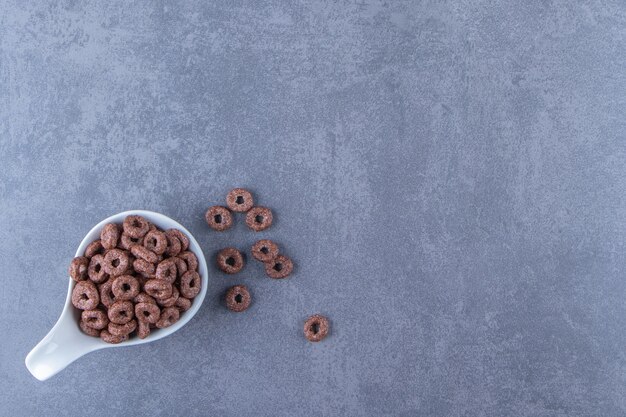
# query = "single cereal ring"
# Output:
<box><xmin>264</xmin><ymin>255</ymin><xmax>293</xmax><ymax>279</ymax></box>
<box><xmin>111</xmin><ymin>275</ymin><xmax>140</xmax><ymax>301</ymax></box>
<box><xmin>134</xmin><ymin>292</ymin><xmax>157</xmax><ymax>305</ymax></box>
<box><xmin>135</xmin><ymin>302</ymin><xmax>161</xmax><ymax>324</ymax></box>
<box><xmin>167</xmin><ymin>229</ymin><xmax>189</xmax><ymax>251</ymax></box>
<box><xmin>98</xmin><ymin>278</ymin><xmax>117</xmax><ymax>307</ymax></box>
<box><xmin>157</xmin><ymin>286</ymin><xmax>179</xmax><ymax>307</ymax></box>
<box><xmin>79</xmin><ymin>319</ymin><xmax>101</xmax><ymax>337</ymax></box>
<box><xmin>137</xmin><ymin>320</ymin><xmax>151</xmax><ymax>339</ymax></box>
<box><xmin>172</xmin><ymin>256</ymin><xmax>188</xmax><ymax>278</ymax></box>
<box><xmin>144</xmin><ymin>230</ymin><xmax>167</xmax><ymax>255</ymax></box>
<box><xmin>131</xmin><ymin>245</ymin><xmax>158</xmax><ymax>264</ymax></box>
<box><xmin>178</xmin><ymin>251</ymin><xmax>198</xmax><ymax>272</ymax></box>
<box><xmin>156</xmin><ymin>258</ymin><xmax>177</xmax><ymax>284</ymax></box>
<box><xmin>123</xmin><ymin>215</ymin><xmax>150</xmax><ymax>238</ymax></box>
<box><xmin>102</xmin><ymin>249</ymin><xmax>130</xmax><ymax>276</ymax></box>
<box><xmin>251</xmin><ymin>239</ymin><xmax>279</xmax><ymax>263</ymax></box>
<box><xmin>133</xmin><ymin>258</ymin><xmax>156</xmax><ymax>276</ymax></box>
<box><xmin>225</xmin><ymin>285</ymin><xmax>251</xmax><ymax>312</ymax></box>
<box><xmin>69</xmin><ymin>256</ymin><xmax>90</xmax><ymax>281</ymax></box>
<box><xmin>144</xmin><ymin>279</ymin><xmax>173</xmax><ymax>299</ymax></box>
<box><xmin>156</xmin><ymin>307</ymin><xmax>180</xmax><ymax>329</ymax></box>
<box><xmin>175</xmin><ymin>297</ymin><xmax>192</xmax><ymax>312</ymax></box>
<box><xmin>119</xmin><ymin>233</ymin><xmax>144</xmax><ymax>250</ymax></box>
<box><xmin>245</xmin><ymin>207</ymin><xmax>273</xmax><ymax>231</ymax></box>
<box><xmin>88</xmin><ymin>254</ymin><xmax>109</xmax><ymax>284</ymax></box>
<box><xmin>108</xmin><ymin>300</ymin><xmax>134</xmax><ymax>324</ymax></box>
<box><xmin>71</xmin><ymin>281</ymin><xmax>100</xmax><ymax>310</ymax></box>
<box><xmin>164</xmin><ymin>231</ymin><xmax>182</xmax><ymax>257</ymax></box>
<box><xmin>81</xmin><ymin>309</ymin><xmax>109</xmax><ymax>330</ymax></box>
<box><xmin>216</xmin><ymin>247</ymin><xmax>244</xmax><ymax>274</ymax></box>
<box><xmin>100</xmin><ymin>329</ymin><xmax>128</xmax><ymax>344</ymax></box>
<box><xmin>304</xmin><ymin>314</ymin><xmax>330</xmax><ymax>342</ymax></box>
<box><xmin>180</xmin><ymin>271</ymin><xmax>201</xmax><ymax>299</ymax></box>
<box><xmin>205</xmin><ymin>206</ymin><xmax>233</xmax><ymax>231</ymax></box>
<box><xmin>84</xmin><ymin>240</ymin><xmax>104</xmax><ymax>258</ymax></box>
<box><xmin>226</xmin><ymin>188</ymin><xmax>254</xmax><ymax>212</ymax></box>
<box><xmin>100</xmin><ymin>223</ymin><xmax>120</xmax><ymax>250</ymax></box>
<box><xmin>108</xmin><ymin>319</ymin><xmax>137</xmax><ymax>336</ymax></box>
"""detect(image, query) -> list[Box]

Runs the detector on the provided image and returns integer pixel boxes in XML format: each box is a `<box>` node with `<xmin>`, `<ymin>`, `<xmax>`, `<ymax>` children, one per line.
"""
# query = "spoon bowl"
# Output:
<box><xmin>25</xmin><ymin>210</ymin><xmax>208</xmax><ymax>381</ymax></box>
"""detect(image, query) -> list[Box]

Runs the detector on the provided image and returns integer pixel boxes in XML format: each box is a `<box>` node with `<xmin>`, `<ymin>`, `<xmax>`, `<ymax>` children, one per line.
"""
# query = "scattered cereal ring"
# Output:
<box><xmin>71</xmin><ymin>281</ymin><xmax>100</xmax><ymax>310</ymax></box>
<box><xmin>175</xmin><ymin>297</ymin><xmax>192</xmax><ymax>312</ymax></box>
<box><xmin>100</xmin><ymin>223</ymin><xmax>120</xmax><ymax>250</ymax></box>
<box><xmin>88</xmin><ymin>254</ymin><xmax>109</xmax><ymax>284</ymax></box>
<box><xmin>137</xmin><ymin>320</ymin><xmax>151</xmax><ymax>339</ymax></box>
<box><xmin>98</xmin><ymin>278</ymin><xmax>117</xmax><ymax>307</ymax></box>
<box><xmin>226</xmin><ymin>188</ymin><xmax>254</xmax><ymax>212</ymax></box>
<box><xmin>303</xmin><ymin>315</ymin><xmax>330</xmax><ymax>342</ymax></box>
<box><xmin>251</xmin><ymin>239</ymin><xmax>279</xmax><ymax>263</ymax></box>
<box><xmin>108</xmin><ymin>300</ymin><xmax>134</xmax><ymax>324</ymax></box>
<box><xmin>144</xmin><ymin>279</ymin><xmax>173</xmax><ymax>299</ymax></box>
<box><xmin>225</xmin><ymin>285</ymin><xmax>251</xmax><ymax>312</ymax></box>
<box><xmin>180</xmin><ymin>271</ymin><xmax>201</xmax><ymax>299</ymax></box>
<box><xmin>264</xmin><ymin>255</ymin><xmax>293</xmax><ymax>279</ymax></box>
<box><xmin>133</xmin><ymin>258</ymin><xmax>156</xmax><ymax>276</ymax></box>
<box><xmin>135</xmin><ymin>302</ymin><xmax>161</xmax><ymax>324</ymax></box>
<box><xmin>178</xmin><ymin>251</ymin><xmax>198</xmax><ymax>272</ymax></box>
<box><xmin>164</xmin><ymin>231</ymin><xmax>182</xmax><ymax>257</ymax></box>
<box><xmin>100</xmin><ymin>329</ymin><xmax>128</xmax><ymax>344</ymax></box>
<box><xmin>134</xmin><ymin>292</ymin><xmax>156</xmax><ymax>305</ymax></box>
<box><xmin>156</xmin><ymin>307</ymin><xmax>180</xmax><ymax>329</ymax></box>
<box><xmin>84</xmin><ymin>240</ymin><xmax>104</xmax><ymax>258</ymax></box>
<box><xmin>245</xmin><ymin>207</ymin><xmax>273</xmax><ymax>231</ymax></box>
<box><xmin>205</xmin><ymin>206</ymin><xmax>233</xmax><ymax>231</ymax></box>
<box><xmin>157</xmin><ymin>286</ymin><xmax>179</xmax><ymax>307</ymax></box>
<box><xmin>81</xmin><ymin>309</ymin><xmax>109</xmax><ymax>330</ymax></box>
<box><xmin>172</xmin><ymin>256</ymin><xmax>188</xmax><ymax>277</ymax></box>
<box><xmin>111</xmin><ymin>275</ymin><xmax>140</xmax><ymax>301</ymax></box>
<box><xmin>79</xmin><ymin>319</ymin><xmax>101</xmax><ymax>337</ymax></box>
<box><xmin>69</xmin><ymin>256</ymin><xmax>90</xmax><ymax>282</ymax></box>
<box><xmin>143</xmin><ymin>230</ymin><xmax>167</xmax><ymax>255</ymax></box>
<box><xmin>167</xmin><ymin>229</ymin><xmax>189</xmax><ymax>251</ymax></box>
<box><xmin>156</xmin><ymin>258</ymin><xmax>177</xmax><ymax>284</ymax></box>
<box><xmin>123</xmin><ymin>215</ymin><xmax>150</xmax><ymax>238</ymax></box>
<box><xmin>119</xmin><ymin>233</ymin><xmax>144</xmax><ymax>250</ymax></box>
<box><xmin>130</xmin><ymin>245</ymin><xmax>158</xmax><ymax>264</ymax></box>
<box><xmin>103</xmin><ymin>249</ymin><xmax>130</xmax><ymax>276</ymax></box>
<box><xmin>108</xmin><ymin>319</ymin><xmax>137</xmax><ymax>336</ymax></box>
<box><xmin>216</xmin><ymin>247</ymin><xmax>244</xmax><ymax>274</ymax></box>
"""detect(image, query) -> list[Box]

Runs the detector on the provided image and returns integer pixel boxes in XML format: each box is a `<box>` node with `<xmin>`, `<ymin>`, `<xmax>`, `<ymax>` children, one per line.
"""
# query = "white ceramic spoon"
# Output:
<box><xmin>25</xmin><ymin>210</ymin><xmax>208</xmax><ymax>381</ymax></box>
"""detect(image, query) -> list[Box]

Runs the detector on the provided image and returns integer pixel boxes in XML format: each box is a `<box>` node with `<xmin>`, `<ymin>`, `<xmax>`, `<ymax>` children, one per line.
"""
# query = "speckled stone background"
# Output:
<box><xmin>1</xmin><ymin>1</ymin><xmax>625</xmax><ymax>416</ymax></box>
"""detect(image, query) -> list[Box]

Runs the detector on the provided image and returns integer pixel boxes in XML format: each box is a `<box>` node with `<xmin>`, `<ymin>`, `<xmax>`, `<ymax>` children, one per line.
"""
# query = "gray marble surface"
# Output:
<box><xmin>1</xmin><ymin>1</ymin><xmax>625</xmax><ymax>416</ymax></box>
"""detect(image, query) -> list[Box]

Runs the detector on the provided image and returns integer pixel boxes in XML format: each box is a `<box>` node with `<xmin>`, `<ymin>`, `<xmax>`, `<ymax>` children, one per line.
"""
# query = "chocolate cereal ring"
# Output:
<box><xmin>100</xmin><ymin>329</ymin><xmax>128</xmax><ymax>344</ymax></box>
<box><xmin>81</xmin><ymin>309</ymin><xmax>109</xmax><ymax>330</ymax></box>
<box><xmin>100</xmin><ymin>223</ymin><xmax>120</xmax><ymax>250</ymax></box>
<box><xmin>264</xmin><ymin>255</ymin><xmax>293</xmax><ymax>279</ymax></box>
<box><xmin>134</xmin><ymin>292</ymin><xmax>156</xmax><ymax>305</ymax></box>
<box><xmin>156</xmin><ymin>258</ymin><xmax>177</xmax><ymax>284</ymax></box>
<box><xmin>137</xmin><ymin>320</ymin><xmax>150</xmax><ymax>339</ymax></box>
<box><xmin>164</xmin><ymin>231</ymin><xmax>182</xmax><ymax>257</ymax></box>
<box><xmin>98</xmin><ymin>278</ymin><xmax>117</xmax><ymax>307</ymax></box>
<box><xmin>175</xmin><ymin>297</ymin><xmax>192</xmax><ymax>312</ymax></box>
<box><xmin>251</xmin><ymin>239</ymin><xmax>279</xmax><ymax>263</ymax></box>
<box><xmin>226</xmin><ymin>188</ymin><xmax>254</xmax><ymax>212</ymax></box>
<box><xmin>225</xmin><ymin>285</ymin><xmax>251</xmax><ymax>312</ymax></box>
<box><xmin>180</xmin><ymin>271</ymin><xmax>201</xmax><ymax>299</ymax></box>
<box><xmin>304</xmin><ymin>314</ymin><xmax>330</xmax><ymax>342</ymax></box>
<box><xmin>71</xmin><ymin>281</ymin><xmax>100</xmax><ymax>310</ymax></box>
<box><xmin>119</xmin><ymin>233</ymin><xmax>144</xmax><ymax>250</ymax></box>
<box><xmin>135</xmin><ymin>302</ymin><xmax>161</xmax><ymax>324</ymax></box>
<box><xmin>80</xmin><ymin>319</ymin><xmax>101</xmax><ymax>337</ymax></box>
<box><xmin>172</xmin><ymin>256</ymin><xmax>188</xmax><ymax>277</ymax></box>
<box><xmin>167</xmin><ymin>229</ymin><xmax>189</xmax><ymax>251</ymax></box>
<box><xmin>108</xmin><ymin>319</ymin><xmax>137</xmax><ymax>337</ymax></box>
<box><xmin>143</xmin><ymin>230</ymin><xmax>167</xmax><ymax>255</ymax></box>
<box><xmin>205</xmin><ymin>206</ymin><xmax>233</xmax><ymax>231</ymax></box>
<box><xmin>111</xmin><ymin>275</ymin><xmax>140</xmax><ymax>301</ymax></box>
<box><xmin>108</xmin><ymin>300</ymin><xmax>134</xmax><ymax>324</ymax></box>
<box><xmin>178</xmin><ymin>251</ymin><xmax>198</xmax><ymax>272</ymax></box>
<box><xmin>84</xmin><ymin>240</ymin><xmax>104</xmax><ymax>258</ymax></box>
<box><xmin>103</xmin><ymin>249</ymin><xmax>130</xmax><ymax>277</ymax></box>
<box><xmin>157</xmin><ymin>286</ymin><xmax>179</xmax><ymax>307</ymax></box>
<box><xmin>69</xmin><ymin>256</ymin><xmax>90</xmax><ymax>282</ymax></box>
<box><xmin>133</xmin><ymin>258</ymin><xmax>156</xmax><ymax>276</ymax></box>
<box><xmin>156</xmin><ymin>307</ymin><xmax>180</xmax><ymax>329</ymax></box>
<box><xmin>88</xmin><ymin>254</ymin><xmax>109</xmax><ymax>284</ymax></box>
<box><xmin>123</xmin><ymin>215</ymin><xmax>150</xmax><ymax>238</ymax></box>
<box><xmin>144</xmin><ymin>279</ymin><xmax>173</xmax><ymax>300</ymax></box>
<box><xmin>245</xmin><ymin>207</ymin><xmax>273</xmax><ymax>231</ymax></box>
<box><xmin>216</xmin><ymin>247</ymin><xmax>244</xmax><ymax>274</ymax></box>
<box><xmin>131</xmin><ymin>245</ymin><xmax>158</xmax><ymax>264</ymax></box>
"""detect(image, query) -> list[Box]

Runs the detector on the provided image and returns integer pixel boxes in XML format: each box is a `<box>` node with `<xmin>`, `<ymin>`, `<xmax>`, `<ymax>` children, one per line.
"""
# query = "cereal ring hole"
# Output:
<box><xmin>122</xmin><ymin>283</ymin><xmax>130</xmax><ymax>291</ymax></box>
<box><xmin>80</xmin><ymin>293</ymin><xmax>88</xmax><ymax>301</ymax></box>
<box><xmin>234</xmin><ymin>294</ymin><xmax>243</xmax><ymax>303</ymax></box>
<box><xmin>310</xmin><ymin>323</ymin><xmax>320</xmax><ymax>334</ymax></box>
<box><xmin>214</xmin><ymin>214</ymin><xmax>222</xmax><ymax>224</ymax></box>
<box><xmin>254</xmin><ymin>215</ymin><xmax>264</xmax><ymax>224</ymax></box>
<box><xmin>260</xmin><ymin>246</ymin><xmax>269</xmax><ymax>254</ymax></box>
<box><xmin>142</xmin><ymin>311</ymin><xmax>150</xmax><ymax>318</ymax></box>
<box><xmin>273</xmin><ymin>262</ymin><xmax>283</xmax><ymax>272</ymax></box>
<box><xmin>111</xmin><ymin>259</ymin><xmax>120</xmax><ymax>268</ymax></box>
<box><xmin>235</xmin><ymin>195</ymin><xmax>244</xmax><ymax>204</ymax></box>
<box><xmin>94</xmin><ymin>264</ymin><xmax>101</xmax><ymax>273</ymax></box>
<box><xmin>225</xmin><ymin>257</ymin><xmax>236</xmax><ymax>267</ymax></box>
